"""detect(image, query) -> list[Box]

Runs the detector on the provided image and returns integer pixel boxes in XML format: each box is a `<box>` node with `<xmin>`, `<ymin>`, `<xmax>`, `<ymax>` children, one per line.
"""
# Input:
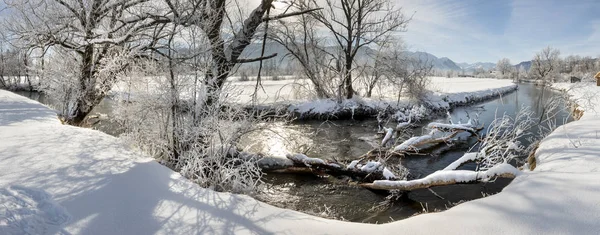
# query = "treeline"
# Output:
<box><xmin>493</xmin><ymin>47</ymin><xmax>600</xmax><ymax>82</ymax></box>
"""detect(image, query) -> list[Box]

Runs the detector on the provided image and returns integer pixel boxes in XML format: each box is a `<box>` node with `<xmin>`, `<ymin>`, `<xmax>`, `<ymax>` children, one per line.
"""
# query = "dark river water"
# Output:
<box><xmin>13</xmin><ymin>83</ymin><xmax>573</xmax><ymax>223</ymax></box>
<box><xmin>241</xmin><ymin>83</ymin><xmax>573</xmax><ymax>223</ymax></box>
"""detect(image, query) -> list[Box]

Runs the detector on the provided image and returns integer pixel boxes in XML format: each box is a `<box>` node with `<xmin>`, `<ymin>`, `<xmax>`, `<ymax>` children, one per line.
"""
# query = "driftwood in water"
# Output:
<box><xmin>243</xmin><ymin>121</ymin><xmax>489</xmax><ymax>189</ymax></box>
<box><xmin>280</xmin><ymin>154</ymin><xmax>392</xmax><ymax>182</ymax></box>
<box><xmin>359</xmin><ymin>171</ymin><xmax>517</xmax><ymax>191</ymax></box>
<box><xmin>243</xmin><ymin>151</ymin><xmax>393</xmax><ymax>182</ymax></box>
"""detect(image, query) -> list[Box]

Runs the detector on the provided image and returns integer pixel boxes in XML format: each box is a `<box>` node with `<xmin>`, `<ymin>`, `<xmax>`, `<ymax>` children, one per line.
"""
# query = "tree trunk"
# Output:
<box><xmin>345</xmin><ymin>59</ymin><xmax>354</xmax><ymax>99</ymax></box>
<box><xmin>69</xmin><ymin>45</ymin><xmax>98</xmax><ymax>126</ymax></box>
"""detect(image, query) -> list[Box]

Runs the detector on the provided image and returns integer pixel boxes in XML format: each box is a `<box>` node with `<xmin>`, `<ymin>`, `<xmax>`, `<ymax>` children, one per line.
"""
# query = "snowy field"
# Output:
<box><xmin>229</xmin><ymin>76</ymin><xmax>516</xmax><ymax>104</ymax></box>
<box><xmin>111</xmin><ymin>76</ymin><xmax>515</xmax><ymax>105</ymax></box>
<box><xmin>109</xmin><ymin>76</ymin><xmax>517</xmax><ymax>121</ymax></box>
<box><xmin>230</xmin><ymin>77</ymin><xmax>518</xmax><ymax>119</ymax></box>
<box><xmin>1</xmin><ymin>81</ymin><xmax>600</xmax><ymax>234</ymax></box>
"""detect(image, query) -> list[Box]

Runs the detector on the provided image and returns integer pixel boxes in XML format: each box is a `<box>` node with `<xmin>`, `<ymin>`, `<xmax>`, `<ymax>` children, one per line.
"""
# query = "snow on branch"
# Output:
<box><xmin>381</xmin><ymin>127</ymin><xmax>394</xmax><ymax>146</ymax></box>
<box><xmin>427</xmin><ymin>121</ymin><xmax>476</xmax><ymax>134</ymax></box>
<box><xmin>362</xmin><ymin>164</ymin><xmax>520</xmax><ymax>191</ymax></box>
<box><xmin>393</xmin><ymin>131</ymin><xmax>460</xmax><ymax>152</ymax></box>
<box><xmin>443</xmin><ymin>152</ymin><xmax>480</xmax><ymax>171</ymax></box>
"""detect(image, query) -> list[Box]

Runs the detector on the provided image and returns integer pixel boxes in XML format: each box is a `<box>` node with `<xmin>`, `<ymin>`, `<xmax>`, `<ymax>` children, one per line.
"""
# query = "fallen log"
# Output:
<box><xmin>282</xmin><ymin>153</ymin><xmax>395</xmax><ymax>182</ymax></box>
<box><xmin>359</xmin><ymin>163</ymin><xmax>519</xmax><ymax>191</ymax></box>
<box><xmin>393</xmin><ymin>131</ymin><xmax>460</xmax><ymax>152</ymax></box>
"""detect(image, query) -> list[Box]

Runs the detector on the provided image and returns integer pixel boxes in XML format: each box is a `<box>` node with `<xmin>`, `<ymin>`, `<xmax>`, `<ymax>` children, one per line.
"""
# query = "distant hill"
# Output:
<box><xmin>402</xmin><ymin>51</ymin><xmax>462</xmax><ymax>71</ymax></box>
<box><xmin>237</xmin><ymin>43</ymin><xmax>492</xmax><ymax>73</ymax></box>
<box><xmin>515</xmin><ymin>61</ymin><xmax>532</xmax><ymax>71</ymax></box>
<box><xmin>457</xmin><ymin>62</ymin><xmax>496</xmax><ymax>72</ymax></box>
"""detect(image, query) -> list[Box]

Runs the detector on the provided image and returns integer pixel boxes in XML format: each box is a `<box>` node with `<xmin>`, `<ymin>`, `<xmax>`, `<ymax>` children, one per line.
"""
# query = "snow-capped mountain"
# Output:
<box><xmin>400</xmin><ymin>51</ymin><xmax>461</xmax><ymax>71</ymax></box>
<box><xmin>514</xmin><ymin>61</ymin><xmax>532</xmax><ymax>71</ymax></box>
<box><xmin>456</xmin><ymin>62</ymin><xmax>496</xmax><ymax>72</ymax></box>
<box><xmin>237</xmin><ymin>43</ymin><xmax>492</xmax><ymax>72</ymax></box>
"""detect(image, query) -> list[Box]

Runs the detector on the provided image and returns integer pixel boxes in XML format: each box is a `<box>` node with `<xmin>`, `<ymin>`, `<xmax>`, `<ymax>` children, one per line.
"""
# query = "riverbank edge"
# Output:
<box><xmin>245</xmin><ymin>83</ymin><xmax>519</xmax><ymax>121</ymax></box>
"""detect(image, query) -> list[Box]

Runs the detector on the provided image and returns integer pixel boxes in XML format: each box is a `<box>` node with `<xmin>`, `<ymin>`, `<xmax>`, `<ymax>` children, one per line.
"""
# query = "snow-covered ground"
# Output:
<box><xmin>1</xmin><ymin>81</ymin><xmax>600</xmax><ymax>234</ymax></box>
<box><xmin>231</xmin><ymin>76</ymin><xmax>516</xmax><ymax>104</ymax></box>
<box><xmin>233</xmin><ymin>77</ymin><xmax>517</xmax><ymax>119</ymax></box>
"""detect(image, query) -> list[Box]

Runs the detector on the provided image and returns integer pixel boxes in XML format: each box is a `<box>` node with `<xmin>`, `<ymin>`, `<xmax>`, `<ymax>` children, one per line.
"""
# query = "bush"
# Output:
<box><xmin>238</xmin><ymin>72</ymin><xmax>250</xmax><ymax>81</ymax></box>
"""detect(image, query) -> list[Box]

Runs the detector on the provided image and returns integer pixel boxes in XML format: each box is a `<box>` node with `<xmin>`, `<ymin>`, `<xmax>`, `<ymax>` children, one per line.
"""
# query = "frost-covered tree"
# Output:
<box><xmin>3</xmin><ymin>0</ymin><xmax>168</xmax><ymax>124</ymax></box>
<box><xmin>270</xmin><ymin>5</ymin><xmax>339</xmax><ymax>99</ymax></box>
<box><xmin>0</xmin><ymin>45</ymin><xmax>31</xmax><ymax>90</ymax></box>
<box><xmin>379</xmin><ymin>41</ymin><xmax>433</xmax><ymax>103</ymax></box>
<box><xmin>530</xmin><ymin>46</ymin><xmax>560</xmax><ymax>83</ymax></box>
<box><xmin>304</xmin><ymin>0</ymin><xmax>411</xmax><ymax>99</ymax></box>
<box><xmin>517</xmin><ymin>65</ymin><xmax>528</xmax><ymax>80</ymax></box>
<box><xmin>496</xmin><ymin>58</ymin><xmax>513</xmax><ymax>79</ymax></box>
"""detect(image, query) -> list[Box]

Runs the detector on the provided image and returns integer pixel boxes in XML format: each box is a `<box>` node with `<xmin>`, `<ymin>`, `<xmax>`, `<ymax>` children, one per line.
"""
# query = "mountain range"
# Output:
<box><xmin>238</xmin><ymin>43</ymin><xmax>498</xmax><ymax>73</ymax></box>
<box><xmin>514</xmin><ymin>61</ymin><xmax>532</xmax><ymax>71</ymax></box>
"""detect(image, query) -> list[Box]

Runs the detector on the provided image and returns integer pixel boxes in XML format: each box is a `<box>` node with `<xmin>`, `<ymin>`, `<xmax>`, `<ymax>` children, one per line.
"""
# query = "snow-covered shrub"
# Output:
<box><xmin>114</xmin><ymin>59</ymin><xmax>266</xmax><ymax>193</ymax></box>
<box><xmin>238</xmin><ymin>71</ymin><xmax>249</xmax><ymax>81</ymax></box>
<box><xmin>477</xmin><ymin>107</ymin><xmax>535</xmax><ymax>170</ymax></box>
<box><xmin>38</xmin><ymin>50</ymin><xmax>83</xmax><ymax>120</ymax></box>
<box><xmin>477</xmin><ymin>94</ymin><xmax>567</xmax><ymax>170</ymax></box>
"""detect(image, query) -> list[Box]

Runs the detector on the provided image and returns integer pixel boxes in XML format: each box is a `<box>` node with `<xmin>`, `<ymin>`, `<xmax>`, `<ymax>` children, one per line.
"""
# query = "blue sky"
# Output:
<box><xmin>397</xmin><ymin>0</ymin><xmax>600</xmax><ymax>63</ymax></box>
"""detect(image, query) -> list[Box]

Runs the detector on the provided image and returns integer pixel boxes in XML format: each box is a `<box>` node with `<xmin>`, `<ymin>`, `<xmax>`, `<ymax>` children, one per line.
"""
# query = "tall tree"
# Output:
<box><xmin>159</xmin><ymin>0</ymin><xmax>318</xmax><ymax>105</ymax></box>
<box><xmin>496</xmin><ymin>58</ymin><xmax>513</xmax><ymax>79</ymax></box>
<box><xmin>5</xmin><ymin>0</ymin><xmax>166</xmax><ymax>124</ymax></box>
<box><xmin>307</xmin><ymin>0</ymin><xmax>410</xmax><ymax>99</ymax></box>
<box><xmin>530</xmin><ymin>46</ymin><xmax>560</xmax><ymax>83</ymax></box>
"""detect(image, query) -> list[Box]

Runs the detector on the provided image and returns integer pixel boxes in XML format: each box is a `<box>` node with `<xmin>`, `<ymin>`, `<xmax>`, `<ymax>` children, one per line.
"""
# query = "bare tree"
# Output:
<box><xmin>0</xmin><ymin>45</ymin><xmax>30</xmax><ymax>90</ymax></box>
<box><xmin>4</xmin><ymin>0</ymin><xmax>170</xmax><ymax>124</ymax></box>
<box><xmin>156</xmin><ymin>0</ymin><xmax>319</xmax><ymax>106</ymax></box>
<box><xmin>530</xmin><ymin>46</ymin><xmax>560</xmax><ymax>83</ymax></box>
<box><xmin>517</xmin><ymin>65</ymin><xmax>527</xmax><ymax>81</ymax></box>
<box><xmin>306</xmin><ymin>0</ymin><xmax>410</xmax><ymax>99</ymax></box>
<box><xmin>269</xmin><ymin>5</ymin><xmax>338</xmax><ymax>98</ymax></box>
<box><xmin>358</xmin><ymin>40</ymin><xmax>392</xmax><ymax>98</ymax></box>
<box><xmin>379</xmin><ymin>41</ymin><xmax>433</xmax><ymax>103</ymax></box>
<box><xmin>496</xmin><ymin>58</ymin><xmax>513</xmax><ymax>79</ymax></box>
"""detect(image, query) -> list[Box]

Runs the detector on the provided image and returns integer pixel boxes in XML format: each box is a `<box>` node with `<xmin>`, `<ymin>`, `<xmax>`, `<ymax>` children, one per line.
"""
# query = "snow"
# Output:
<box><xmin>347</xmin><ymin>160</ymin><xmax>360</xmax><ymax>169</ymax></box>
<box><xmin>395</xmin><ymin>120</ymin><xmax>411</xmax><ymax>129</ymax></box>
<box><xmin>286</xmin><ymin>153</ymin><xmax>326</xmax><ymax>166</ymax></box>
<box><xmin>302</xmin><ymin>157</ymin><xmax>326</xmax><ymax>167</ymax></box>
<box><xmin>382</xmin><ymin>168</ymin><xmax>396</xmax><ymax>180</ymax></box>
<box><xmin>1</xmin><ymin>186</ymin><xmax>71</xmax><ymax>235</ymax></box>
<box><xmin>229</xmin><ymin>77</ymin><xmax>515</xmax><ymax>105</ymax></box>
<box><xmin>360</xmin><ymin>161</ymin><xmax>382</xmax><ymax>173</ymax></box>
<box><xmin>443</xmin><ymin>152</ymin><xmax>479</xmax><ymax>171</ymax></box>
<box><xmin>372</xmin><ymin>163</ymin><xmax>520</xmax><ymax>188</ymax></box>
<box><xmin>426</xmin><ymin>122</ymin><xmax>475</xmax><ymax>133</ymax></box>
<box><xmin>381</xmin><ymin>127</ymin><xmax>394</xmax><ymax>146</ymax></box>
<box><xmin>287</xmin><ymin>153</ymin><xmax>309</xmax><ymax>162</ymax></box>
<box><xmin>110</xmin><ymin>76</ymin><xmax>517</xmax><ymax>120</ymax></box>
<box><xmin>393</xmin><ymin>135</ymin><xmax>433</xmax><ymax>151</ymax></box>
<box><xmin>2</xmin><ymin>81</ymin><xmax>600</xmax><ymax>234</ymax></box>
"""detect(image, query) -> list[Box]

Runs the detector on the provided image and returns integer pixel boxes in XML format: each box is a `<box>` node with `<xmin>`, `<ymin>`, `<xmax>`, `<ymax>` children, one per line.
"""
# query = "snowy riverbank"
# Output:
<box><xmin>242</xmin><ymin>77</ymin><xmax>518</xmax><ymax>120</ymax></box>
<box><xmin>1</xmin><ymin>82</ymin><xmax>600</xmax><ymax>234</ymax></box>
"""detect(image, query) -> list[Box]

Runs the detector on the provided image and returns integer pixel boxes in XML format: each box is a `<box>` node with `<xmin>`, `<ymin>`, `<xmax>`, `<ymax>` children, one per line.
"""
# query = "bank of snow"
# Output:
<box><xmin>110</xmin><ymin>76</ymin><xmax>517</xmax><ymax>120</ymax></box>
<box><xmin>2</xmin><ymin>84</ymin><xmax>600</xmax><ymax>234</ymax></box>
<box><xmin>246</xmin><ymin>77</ymin><xmax>518</xmax><ymax>120</ymax></box>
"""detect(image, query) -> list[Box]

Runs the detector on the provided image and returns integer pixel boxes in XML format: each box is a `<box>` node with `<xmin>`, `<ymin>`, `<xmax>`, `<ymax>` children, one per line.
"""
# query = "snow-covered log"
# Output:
<box><xmin>381</xmin><ymin>127</ymin><xmax>394</xmax><ymax>146</ymax></box>
<box><xmin>272</xmin><ymin>154</ymin><xmax>398</xmax><ymax>182</ymax></box>
<box><xmin>360</xmin><ymin>164</ymin><xmax>519</xmax><ymax>191</ymax></box>
<box><xmin>427</xmin><ymin>121</ymin><xmax>478</xmax><ymax>135</ymax></box>
<box><xmin>443</xmin><ymin>152</ymin><xmax>480</xmax><ymax>171</ymax></box>
<box><xmin>395</xmin><ymin>117</ymin><xmax>412</xmax><ymax>130</ymax></box>
<box><xmin>393</xmin><ymin>131</ymin><xmax>460</xmax><ymax>152</ymax></box>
